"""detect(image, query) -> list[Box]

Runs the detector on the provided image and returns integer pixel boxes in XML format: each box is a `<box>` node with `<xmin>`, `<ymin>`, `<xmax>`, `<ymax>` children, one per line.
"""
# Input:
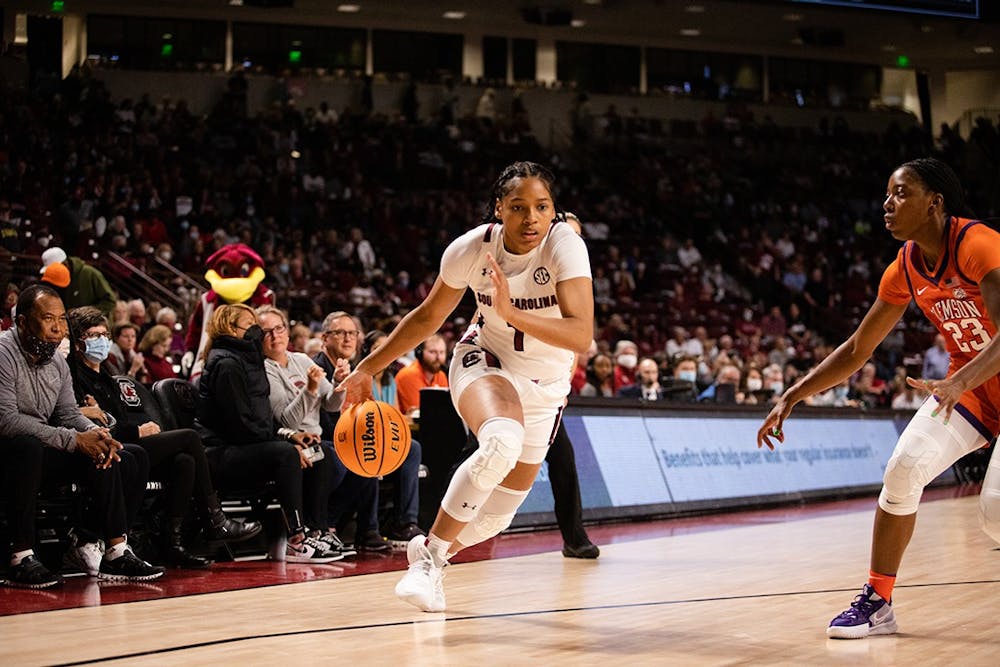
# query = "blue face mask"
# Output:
<box><xmin>83</xmin><ymin>336</ymin><xmax>112</xmax><ymax>363</ymax></box>
<box><xmin>677</xmin><ymin>369</ymin><xmax>697</xmax><ymax>383</ymax></box>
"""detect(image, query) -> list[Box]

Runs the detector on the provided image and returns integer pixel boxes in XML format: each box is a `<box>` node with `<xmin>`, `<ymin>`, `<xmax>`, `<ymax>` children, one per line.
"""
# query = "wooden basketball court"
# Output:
<box><xmin>2</xmin><ymin>493</ymin><xmax>998</xmax><ymax>666</ymax></box>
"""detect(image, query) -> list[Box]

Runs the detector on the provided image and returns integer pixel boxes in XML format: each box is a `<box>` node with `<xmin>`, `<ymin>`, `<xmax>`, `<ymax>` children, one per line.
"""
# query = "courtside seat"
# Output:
<box><xmin>151</xmin><ymin>378</ymin><xmax>198</xmax><ymax>431</ymax></box>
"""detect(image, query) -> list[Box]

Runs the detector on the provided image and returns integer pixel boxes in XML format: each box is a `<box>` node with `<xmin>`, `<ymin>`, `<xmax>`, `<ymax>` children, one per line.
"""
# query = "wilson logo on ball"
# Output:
<box><xmin>334</xmin><ymin>400</ymin><xmax>411</xmax><ymax>478</ymax></box>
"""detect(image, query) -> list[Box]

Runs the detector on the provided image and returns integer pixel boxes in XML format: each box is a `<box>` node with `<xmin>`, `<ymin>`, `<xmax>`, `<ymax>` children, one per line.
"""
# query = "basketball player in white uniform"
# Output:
<box><xmin>337</xmin><ymin>161</ymin><xmax>594</xmax><ymax>611</ymax></box>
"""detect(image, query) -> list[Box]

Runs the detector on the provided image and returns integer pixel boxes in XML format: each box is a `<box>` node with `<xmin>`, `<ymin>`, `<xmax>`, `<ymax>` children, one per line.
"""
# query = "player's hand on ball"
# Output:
<box><xmin>335</xmin><ymin>368</ymin><xmax>373</xmax><ymax>410</ymax></box>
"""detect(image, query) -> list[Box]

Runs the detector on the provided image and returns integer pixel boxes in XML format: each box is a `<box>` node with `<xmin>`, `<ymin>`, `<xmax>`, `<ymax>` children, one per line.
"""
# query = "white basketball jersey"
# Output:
<box><xmin>440</xmin><ymin>221</ymin><xmax>592</xmax><ymax>381</ymax></box>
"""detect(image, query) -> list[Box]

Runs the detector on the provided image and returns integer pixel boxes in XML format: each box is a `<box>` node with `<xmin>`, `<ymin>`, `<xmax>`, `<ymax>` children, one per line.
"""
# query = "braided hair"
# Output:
<box><xmin>480</xmin><ymin>161</ymin><xmax>558</xmax><ymax>224</ymax></box>
<box><xmin>900</xmin><ymin>157</ymin><xmax>976</xmax><ymax>219</ymax></box>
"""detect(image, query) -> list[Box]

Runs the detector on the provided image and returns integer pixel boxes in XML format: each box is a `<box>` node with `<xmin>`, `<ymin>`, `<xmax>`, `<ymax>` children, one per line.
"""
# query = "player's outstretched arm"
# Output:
<box><xmin>338</xmin><ymin>277</ymin><xmax>464</xmax><ymax>408</ymax></box>
<box><xmin>757</xmin><ymin>298</ymin><xmax>907</xmax><ymax>450</ymax></box>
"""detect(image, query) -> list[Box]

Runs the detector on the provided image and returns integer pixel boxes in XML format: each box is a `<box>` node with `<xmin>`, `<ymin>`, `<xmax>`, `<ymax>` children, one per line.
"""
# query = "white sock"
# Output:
<box><xmin>105</xmin><ymin>541</ymin><xmax>128</xmax><ymax>561</ymax></box>
<box><xmin>427</xmin><ymin>534</ymin><xmax>451</xmax><ymax>568</ymax></box>
<box><xmin>11</xmin><ymin>549</ymin><xmax>33</xmax><ymax>566</ymax></box>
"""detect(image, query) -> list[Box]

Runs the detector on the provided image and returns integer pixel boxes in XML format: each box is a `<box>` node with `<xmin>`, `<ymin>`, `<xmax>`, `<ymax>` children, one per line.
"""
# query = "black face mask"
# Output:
<box><xmin>24</xmin><ymin>332</ymin><xmax>60</xmax><ymax>362</ymax></box>
<box><xmin>243</xmin><ymin>324</ymin><xmax>264</xmax><ymax>344</ymax></box>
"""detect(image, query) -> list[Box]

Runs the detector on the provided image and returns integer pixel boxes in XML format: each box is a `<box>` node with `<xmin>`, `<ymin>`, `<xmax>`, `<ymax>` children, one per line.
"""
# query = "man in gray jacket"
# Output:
<box><xmin>0</xmin><ymin>284</ymin><xmax>163</xmax><ymax>588</ymax></box>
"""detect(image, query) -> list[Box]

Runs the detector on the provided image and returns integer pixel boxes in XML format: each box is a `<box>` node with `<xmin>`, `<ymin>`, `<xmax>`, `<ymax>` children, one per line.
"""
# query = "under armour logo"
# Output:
<box><xmin>481</xmin><ymin>267</ymin><xmax>489</xmax><ymax>276</ymax></box>
<box><xmin>462</xmin><ymin>502</ymin><xmax>478</xmax><ymax>510</ymax></box>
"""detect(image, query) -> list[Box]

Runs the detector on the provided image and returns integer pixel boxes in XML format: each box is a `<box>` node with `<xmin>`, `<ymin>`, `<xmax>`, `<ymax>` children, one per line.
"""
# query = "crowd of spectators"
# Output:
<box><xmin>4</xmin><ymin>65</ymin><xmax>999</xmax><ymax>409</ymax></box>
<box><xmin>2</xmin><ymin>64</ymin><xmax>1000</xmax><ymax>585</ymax></box>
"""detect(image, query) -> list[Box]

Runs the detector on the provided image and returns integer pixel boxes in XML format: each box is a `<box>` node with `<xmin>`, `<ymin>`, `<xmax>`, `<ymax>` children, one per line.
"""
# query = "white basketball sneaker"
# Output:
<box><xmin>395</xmin><ymin>535</ymin><xmax>446</xmax><ymax>612</ymax></box>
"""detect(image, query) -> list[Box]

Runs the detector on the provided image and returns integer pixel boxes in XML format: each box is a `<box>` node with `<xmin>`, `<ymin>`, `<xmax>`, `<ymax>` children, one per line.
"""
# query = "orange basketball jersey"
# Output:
<box><xmin>879</xmin><ymin>216</ymin><xmax>1000</xmax><ymax>438</ymax></box>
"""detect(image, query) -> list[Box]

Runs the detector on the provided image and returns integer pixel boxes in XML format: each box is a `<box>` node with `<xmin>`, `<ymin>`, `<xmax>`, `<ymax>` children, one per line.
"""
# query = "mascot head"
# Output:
<box><xmin>204</xmin><ymin>243</ymin><xmax>266</xmax><ymax>304</ymax></box>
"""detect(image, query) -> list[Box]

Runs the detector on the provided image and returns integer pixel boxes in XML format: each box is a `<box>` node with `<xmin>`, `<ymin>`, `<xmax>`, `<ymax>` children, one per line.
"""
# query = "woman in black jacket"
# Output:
<box><xmin>67</xmin><ymin>307</ymin><xmax>262</xmax><ymax>569</ymax></box>
<box><xmin>195</xmin><ymin>303</ymin><xmax>339</xmax><ymax>564</ymax></box>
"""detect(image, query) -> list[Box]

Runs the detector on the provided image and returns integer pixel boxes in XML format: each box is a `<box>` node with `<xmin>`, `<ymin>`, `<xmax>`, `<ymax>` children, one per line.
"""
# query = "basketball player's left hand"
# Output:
<box><xmin>756</xmin><ymin>399</ymin><xmax>790</xmax><ymax>451</ymax></box>
<box><xmin>907</xmin><ymin>375</ymin><xmax>963</xmax><ymax>424</ymax></box>
<box><xmin>335</xmin><ymin>368</ymin><xmax>373</xmax><ymax>410</ymax></box>
<box><xmin>486</xmin><ymin>253</ymin><xmax>513</xmax><ymax>322</ymax></box>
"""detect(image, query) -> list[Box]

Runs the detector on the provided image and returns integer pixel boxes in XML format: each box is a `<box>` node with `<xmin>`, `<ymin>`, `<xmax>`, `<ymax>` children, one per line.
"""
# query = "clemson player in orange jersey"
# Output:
<box><xmin>757</xmin><ymin>158</ymin><xmax>1000</xmax><ymax>639</ymax></box>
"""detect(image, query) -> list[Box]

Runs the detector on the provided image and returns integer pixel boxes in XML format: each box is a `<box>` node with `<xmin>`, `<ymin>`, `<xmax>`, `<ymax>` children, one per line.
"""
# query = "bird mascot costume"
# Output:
<box><xmin>182</xmin><ymin>243</ymin><xmax>275</xmax><ymax>381</ymax></box>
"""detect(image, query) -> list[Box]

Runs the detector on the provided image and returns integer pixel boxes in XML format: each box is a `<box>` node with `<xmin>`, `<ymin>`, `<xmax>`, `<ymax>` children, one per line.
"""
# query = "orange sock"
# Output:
<box><xmin>868</xmin><ymin>570</ymin><xmax>896</xmax><ymax>602</ymax></box>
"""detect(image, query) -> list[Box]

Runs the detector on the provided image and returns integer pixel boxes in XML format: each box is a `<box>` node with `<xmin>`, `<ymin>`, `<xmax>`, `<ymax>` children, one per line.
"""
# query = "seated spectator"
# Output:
<box><xmin>762</xmin><ymin>363</ymin><xmax>786</xmax><ymax>402</ymax></box>
<box><xmin>579</xmin><ymin>353</ymin><xmax>615</xmax><ymax>397</ymax></box>
<box><xmin>110</xmin><ymin>300</ymin><xmax>129</xmax><ymax>327</ymax></box>
<box><xmin>66</xmin><ymin>306</ymin><xmax>261</xmax><ymax>569</ymax></box>
<box><xmin>571</xmin><ymin>340</ymin><xmax>597</xmax><ymax>395</ymax></box>
<box><xmin>852</xmin><ymin>361</ymin><xmax>889</xmax><ymax>408</ymax></box>
<box><xmin>313</xmin><ymin>310</ymin><xmax>363</xmax><ymax>439</ymax></box>
<box><xmin>891</xmin><ymin>383</ymin><xmax>927</xmax><ymax>411</ymax></box>
<box><xmin>1</xmin><ymin>284</ymin><xmax>16</xmax><ymax>331</ymax></box>
<box><xmin>39</xmin><ymin>247</ymin><xmax>117</xmax><ymax>318</ymax></box>
<box><xmin>395</xmin><ymin>333</ymin><xmax>449</xmax><ymax>416</ymax></box>
<box><xmin>697</xmin><ymin>363</ymin><xmax>742</xmax><ymax>403</ymax></box>
<box><xmin>363</xmin><ymin>330</ymin><xmax>427</xmax><ymax>545</ymax></box>
<box><xmin>103</xmin><ymin>321</ymin><xmax>148</xmax><ymax>381</ymax></box>
<box><xmin>137</xmin><ymin>324</ymin><xmax>178</xmax><ymax>384</ymax></box>
<box><xmin>618</xmin><ymin>357</ymin><xmax>667</xmax><ymax>401</ymax></box>
<box><xmin>740</xmin><ymin>365</ymin><xmax>769</xmax><ymax>405</ymax></box>
<box><xmin>259</xmin><ymin>305</ymin><xmax>373</xmax><ymax>558</ymax></box>
<box><xmin>311</xmin><ymin>311</ymin><xmax>394</xmax><ymax>552</ymax></box>
<box><xmin>662</xmin><ymin>356</ymin><xmax>700</xmax><ymax>402</ymax></box>
<box><xmin>154</xmin><ymin>307</ymin><xmax>186</xmax><ymax>357</ymax></box>
<box><xmin>127</xmin><ymin>299</ymin><xmax>150</xmax><ymax>337</ymax></box>
<box><xmin>195</xmin><ymin>304</ymin><xmax>340</xmax><ymax>564</ymax></box>
<box><xmin>687</xmin><ymin>326</ymin><xmax>709</xmax><ymax>360</ymax></box>
<box><xmin>288</xmin><ymin>323</ymin><xmax>312</xmax><ymax>353</ymax></box>
<box><xmin>0</xmin><ymin>285</ymin><xmax>163</xmax><ymax>588</ymax></box>
<box><xmin>922</xmin><ymin>334</ymin><xmax>950</xmax><ymax>380</ymax></box>
<box><xmin>612</xmin><ymin>339</ymin><xmax>639</xmax><ymax>391</ymax></box>
<box><xmin>759</xmin><ymin>305</ymin><xmax>787</xmax><ymax>343</ymax></box>
<box><xmin>807</xmin><ymin>380</ymin><xmax>859</xmax><ymax>408</ymax></box>
<box><xmin>664</xmin><ymin>326</ymin><xmax>689</xmax><ymax>360</ymax></box>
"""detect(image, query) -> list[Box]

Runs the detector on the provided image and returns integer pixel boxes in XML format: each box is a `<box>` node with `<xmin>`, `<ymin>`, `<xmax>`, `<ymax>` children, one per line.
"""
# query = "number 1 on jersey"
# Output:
<box><xmin>507</xmin><ymin>323</ymin><xmax>525</xmax><ymax>351</ymax></box>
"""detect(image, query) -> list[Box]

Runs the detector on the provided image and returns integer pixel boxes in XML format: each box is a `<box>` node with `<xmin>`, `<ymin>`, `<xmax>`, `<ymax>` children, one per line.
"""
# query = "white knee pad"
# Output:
<box><xmin>879</xmin><ymin>430</ymin><xmax>938</xmax><ymax>515</ymax></box>
<box><xmin>879</xmin><ymin>408</ymin><xmax>984</xmax><ymax>516</ymax></box>
<box><xmin>979</xmin><ymin>448</ymin><xmax>1000</xmax><ymax>545</ymax></box>
<box><xmin>467</xmin><ymin>417</ymin><xmax>524</xmax><ymax>492</ymax></box>
<box><xmin>455</xmin><ymin>485</ymin><xmax>530</xmax><ymax>548</ymax></box>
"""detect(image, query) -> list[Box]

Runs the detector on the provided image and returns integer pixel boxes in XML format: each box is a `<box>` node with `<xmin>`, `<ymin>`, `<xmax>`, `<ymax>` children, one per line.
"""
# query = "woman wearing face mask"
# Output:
<box><xmin>66</xmin><ymin>307</ymin><xmax>262</xmax><ymax>570</ymax></box>
<box><xmin>612</xmin><ymin>340</ymin><xmax>639</xmax><ymax>390</ymax></box>
<box><xmin>194</xmin><ymin>303</ymin><xmax>340</xmax><ymax>564</ymax></box>
<box><xmin>741</xmin><ymin>366</ymin><xmax>766</xmax><ymax>405</ymax></box>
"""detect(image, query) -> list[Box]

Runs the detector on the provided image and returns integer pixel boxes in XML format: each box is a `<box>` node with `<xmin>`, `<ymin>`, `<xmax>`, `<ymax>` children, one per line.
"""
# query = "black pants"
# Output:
<box><xmin>138</xmin><ymin>428</ymin><xmax>214</xmax><ymax>520</ymax></box>
<box><xmin>300</xmin><ymin>441</ymin><xmax>335</xmax><ymax>531</ymax></box>
<box><xmin>205</xmin><ymin>441</ymin><xmax>306</xmax><ymax>531</ymax></box>
<box><xmin>2</xmin><ymin>435</ymin><xmax>149</xmax><ymax>552</ymax></box>
<box><xmin>546</xmin><ymin>423</ymin><xmax>591</xmax><ymax>548</ymax></box>
<box><xmin>325</xmin><ymin>440</ymin><xmax>380</xmax><ymax>535</ymax></box>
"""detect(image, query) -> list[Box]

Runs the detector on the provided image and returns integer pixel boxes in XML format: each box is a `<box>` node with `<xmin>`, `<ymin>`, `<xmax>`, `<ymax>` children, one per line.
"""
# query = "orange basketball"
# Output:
<box><xmin>333</xmin><ymin>400</ymin><xmax>412</xmax><ymax>477</ymax></box>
